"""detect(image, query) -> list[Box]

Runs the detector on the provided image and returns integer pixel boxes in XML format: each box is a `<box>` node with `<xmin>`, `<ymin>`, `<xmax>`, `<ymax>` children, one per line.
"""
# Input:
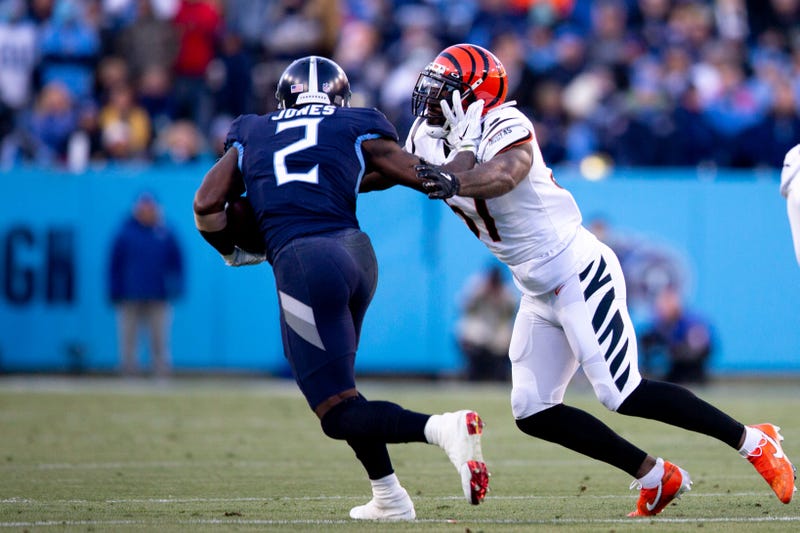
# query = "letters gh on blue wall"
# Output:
<box><xmin>0</xmin><ymin>165</ymin><xmax>798</xmax><ymax>374</ymax></box>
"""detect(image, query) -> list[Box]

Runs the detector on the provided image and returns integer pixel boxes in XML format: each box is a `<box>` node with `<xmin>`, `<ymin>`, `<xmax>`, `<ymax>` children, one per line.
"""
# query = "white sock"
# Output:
<box><xmin>424</xmin><ymin>414</ymin><xmax>442</xmax><ymax>446</ymax></box>
<box><xmin>738</xmin><ymin>426</ymin><xmax>764</xmax><ymax>457</ymax></box>
<box><xmin>638</xmin><ymin>457</ymin><xmax>665</xmax><ymax>489</ymax></box>
<box><xmin>370</xmin><ymin>473</ymin><xmax>404</xmax><ymax>500</ymax></box>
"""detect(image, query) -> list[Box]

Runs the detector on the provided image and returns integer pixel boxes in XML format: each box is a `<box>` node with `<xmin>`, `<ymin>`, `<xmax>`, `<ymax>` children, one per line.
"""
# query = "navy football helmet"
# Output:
<box><xmin>275</xmin><ymin>56</ymin><xmax>352</xmax><ymax>109</ymax></box>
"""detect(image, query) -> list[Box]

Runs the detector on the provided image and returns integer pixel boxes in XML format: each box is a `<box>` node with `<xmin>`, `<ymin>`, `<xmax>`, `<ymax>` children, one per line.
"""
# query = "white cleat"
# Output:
<box><xmin>430</xmin><ymin>410</ymin><xmax>490</xmax><ymax>504</ymax></box>
<box><xmin>349</xmin><ymin>487</ymin><xmax>416</xmax><ymax>521</ymax></box>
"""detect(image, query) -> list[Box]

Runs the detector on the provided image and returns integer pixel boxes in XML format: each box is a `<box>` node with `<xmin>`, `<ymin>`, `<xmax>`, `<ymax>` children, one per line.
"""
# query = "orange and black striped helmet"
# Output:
<box><xmin>412</xmin><ymin>44</ymin><xmax>507</xmax><ymax>122</ymax></box>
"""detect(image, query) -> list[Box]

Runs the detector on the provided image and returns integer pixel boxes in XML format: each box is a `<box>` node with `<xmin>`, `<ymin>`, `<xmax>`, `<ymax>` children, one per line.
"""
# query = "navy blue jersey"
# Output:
<box><xmin>226</xmin><ymin>105</ymin><xmax>398</xmax><ymax>262</ymax></box>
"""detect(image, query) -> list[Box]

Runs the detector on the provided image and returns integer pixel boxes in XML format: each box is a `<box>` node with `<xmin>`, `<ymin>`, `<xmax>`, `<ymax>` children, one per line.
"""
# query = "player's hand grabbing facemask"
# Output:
<box><xmin>440</xmin><ymin>90</ymin><xmax>484</xmax><ymax>155</ymax></box>
<box><xmin>416</xmin><ymin>164</ymin><xmax>460</xmax><ymax>199</ymax></box>
<box><xmin>222</xmin><ymin>246</ymin><xmax>267</xmax><ymax>267</ymax></box>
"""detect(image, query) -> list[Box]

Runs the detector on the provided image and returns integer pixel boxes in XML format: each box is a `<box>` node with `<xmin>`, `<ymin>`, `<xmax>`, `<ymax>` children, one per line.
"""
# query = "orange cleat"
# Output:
<box><xmin>628</xmin><ymin>460</ymin><xmax>692</xmax><ymax>517</ymax></box>
<box><xmin>745</xmin><ymin>423</ymin><xmax>797</xmax><ymax>504</ymax></box>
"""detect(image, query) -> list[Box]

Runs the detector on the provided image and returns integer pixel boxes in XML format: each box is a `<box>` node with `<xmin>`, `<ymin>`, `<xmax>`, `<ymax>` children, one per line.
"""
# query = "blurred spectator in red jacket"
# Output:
<box><xmin>171</xmin><ymin>0</ymin><xmax>221</xmax><ymax>131</ymax></box>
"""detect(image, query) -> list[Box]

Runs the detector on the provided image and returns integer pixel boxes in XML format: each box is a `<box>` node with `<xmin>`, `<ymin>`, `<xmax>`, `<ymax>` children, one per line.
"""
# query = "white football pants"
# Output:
<box><xmin>510</xmin><ymin>241</ymin><xmax>642</xmax><ymax>419</ymax></box>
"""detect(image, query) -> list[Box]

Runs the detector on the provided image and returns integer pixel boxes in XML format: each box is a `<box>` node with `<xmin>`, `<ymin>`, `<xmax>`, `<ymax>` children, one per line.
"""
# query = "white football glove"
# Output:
<box><xmin>440</xmin><ymin>90</ymin><xmax>484</xmax><ymax>154</ymax></box>
<box><xmin>222</xmin><ymin>246</ymin><xmax>267</xmax><ymax>267</ymax></box>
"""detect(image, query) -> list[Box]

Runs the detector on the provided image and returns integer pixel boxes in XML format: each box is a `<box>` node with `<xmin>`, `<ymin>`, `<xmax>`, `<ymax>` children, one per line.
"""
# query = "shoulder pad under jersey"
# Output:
<box><xmin>478</xmin><ymin>104</ymin><xmax>534</xmax><ymax>163</ymax></box>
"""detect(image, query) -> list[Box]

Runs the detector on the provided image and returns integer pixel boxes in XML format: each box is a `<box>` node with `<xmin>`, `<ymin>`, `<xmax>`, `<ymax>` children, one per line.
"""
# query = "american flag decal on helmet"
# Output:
<box><xmin>290</xmin><ymin>84</ymin><xmax>304</xmax><ymax>93</ymax></box>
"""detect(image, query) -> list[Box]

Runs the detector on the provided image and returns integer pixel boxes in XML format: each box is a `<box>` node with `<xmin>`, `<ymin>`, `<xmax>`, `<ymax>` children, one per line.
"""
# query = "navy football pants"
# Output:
<box><xmin>271</xmin><ymin>228</ymin><xmax>378</xmax><ymax>409</ymax></box>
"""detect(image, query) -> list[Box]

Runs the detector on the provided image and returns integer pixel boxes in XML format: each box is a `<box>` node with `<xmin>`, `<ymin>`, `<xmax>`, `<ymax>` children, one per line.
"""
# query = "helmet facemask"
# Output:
<box><xmin>412</xmin><ymin>70</ymin><xmax>475</xmax><ymax>126</ymax></box>
<box><xmin>412</xmin><ymin>44</ymin><xmax>507</xmax><ymax>126</ymax></box>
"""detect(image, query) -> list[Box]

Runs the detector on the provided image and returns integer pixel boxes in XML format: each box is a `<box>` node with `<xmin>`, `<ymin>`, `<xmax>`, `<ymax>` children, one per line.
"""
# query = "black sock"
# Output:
<box><xmin>321</xmin><ymin>395</ymin><xmax>429</xmax><ymax>481</ymax></box>
<box><xmin>347</xmin><ymin>439</ymin><xmax>394</xmax><ymax>480</ymax></box>
<box><xmin>617</xmin><ymin>379</ymin><xmax>744</xmax><ymax>449</ymax></box>
<box><xmin>321</xmin><ymin>395</ymin><xmax>429</xmax><ymax>444</ymax></box>
<box><xmin>516</xmin><ymin>404</ymin><xmax>647</xmax><ymax>477</ymax></box>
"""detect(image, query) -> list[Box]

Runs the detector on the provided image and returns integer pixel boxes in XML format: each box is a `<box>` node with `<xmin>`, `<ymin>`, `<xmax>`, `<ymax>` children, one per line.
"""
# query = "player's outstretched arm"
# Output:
<box><xmin>359</xmin><ymin>138</ymin><xmax>477</xmax><ymax>193</ymax></box>
<box><xmin>418</xmin><ymin>143</ymin><xmax>532</xmax><ymax>200</ymax></box>
<box><xmin>359</xmin><ymin>170</ymin><xmax>399</xmax><ymax>192</ymax></box>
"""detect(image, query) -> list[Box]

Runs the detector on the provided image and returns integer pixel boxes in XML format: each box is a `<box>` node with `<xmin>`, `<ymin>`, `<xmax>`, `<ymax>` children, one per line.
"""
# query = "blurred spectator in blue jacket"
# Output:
<box><xmin>38</xmin><ymin>0</ymin><xmax>101</xmax><ymax>103</ymax></box>
<box><xmin>207</xmin><ymin>30</ymin><xmax>253</xmax><ymax>119</ymax></box>
<box><xmin>25</xmin><ymin>81</ymin><xmax>78</xmax><ymax>165</ymax></box>
<box><xmin>109</xmin><ymin>192</ymin><xmax>184</xmax><ymax>377</ymax></box>
<box><xmin>743</xmin><ymin>79</ymin><xmax>800</xmax><ymax>168</ymax></box>
<box><xmin>639</xmin><ymin>286</ymin><xmax>713</xmax><ymax>385</ymax></box>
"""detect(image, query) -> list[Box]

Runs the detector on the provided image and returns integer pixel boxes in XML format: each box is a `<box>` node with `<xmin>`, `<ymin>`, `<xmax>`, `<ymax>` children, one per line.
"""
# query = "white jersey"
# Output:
<box><xmin>405</xmin><ymin>104</ymin><xmax>597</xmax><ymax>295</ymax></box>
<box><xmin>780</xmin><ymin>143</ymin><xmax>800</xmax><ymax>198</ymax></box>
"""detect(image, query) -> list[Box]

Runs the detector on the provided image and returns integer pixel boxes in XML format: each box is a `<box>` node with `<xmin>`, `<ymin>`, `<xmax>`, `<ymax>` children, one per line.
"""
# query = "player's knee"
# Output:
<box><xmin>515</xmin><ymin>404</ymin><xmax>563</xmax><ymax>438</ymax></box>
<box><xmin>511</xmin><ymin>383</ymin><xmax>550</xmax><ymax>419</ymax></box>
<box><xmin>320</xmin><ymin>407</ymin><xmax>344</xmax><ymax>440</ymax></box>
<box><xmin>581</xmin><ymin>357</ymin><xmax>626</xmax><ymax>411</ymax></box>
<box><xmin>593</xmin><ymin>369</ymin><xmax>642</xmax><ymax>412</ymax></box>
<box><xmin>320</xmin><ymin>395</ymin><xmax>365</xmax><ymax>440</ymax></box>
<box><xmin>593</xmin><ymin>382</ymin><xmax>624</xmax><ymax>412</ymax></box>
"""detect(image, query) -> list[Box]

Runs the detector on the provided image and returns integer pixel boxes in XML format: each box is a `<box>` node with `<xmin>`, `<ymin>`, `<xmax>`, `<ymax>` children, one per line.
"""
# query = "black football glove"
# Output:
<box><xmin>415</xmin><ymin>164</ymin><xmax>461</xmax><ymax>199</ymax></box>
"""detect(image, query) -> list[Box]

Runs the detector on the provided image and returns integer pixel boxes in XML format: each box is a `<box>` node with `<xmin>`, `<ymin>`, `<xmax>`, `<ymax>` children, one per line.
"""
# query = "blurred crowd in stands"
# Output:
<box><xmin>1</xmin><ymin>0</ymin><xmax>799</xmax><ymax>171</ymax></box>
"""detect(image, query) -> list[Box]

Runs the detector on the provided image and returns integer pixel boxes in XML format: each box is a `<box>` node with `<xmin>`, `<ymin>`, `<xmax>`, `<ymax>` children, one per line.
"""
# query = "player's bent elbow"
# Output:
<box><xmin>192</xmin><ymin>193</ymin><xmax>212</xmax><ymax>216</ymax></box>
<box><xmin>193</xmin><ymin>190</ymin><xmax>224</xmax><ymax>216</ymax></box>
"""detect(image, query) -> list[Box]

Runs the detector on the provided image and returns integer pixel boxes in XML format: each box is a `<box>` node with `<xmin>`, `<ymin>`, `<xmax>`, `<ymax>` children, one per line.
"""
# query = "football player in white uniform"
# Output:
<box><xmin>376</xmin><ymin>43</ymin><xmax>797</xmax><ymax>515</ymax></box>
<box><xmin>781</xmin><ymin>144</ymin><xmax>800</xmax><ymax>266</ymax></box>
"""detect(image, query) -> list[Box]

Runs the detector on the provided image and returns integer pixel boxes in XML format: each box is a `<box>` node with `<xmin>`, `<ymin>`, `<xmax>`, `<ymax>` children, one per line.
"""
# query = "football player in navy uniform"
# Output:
<box><xmin>377</xmin><ymin>43</ymin><xmax>796</xmax><ymax>516</ymax></box>
<box><xmin>193</xmin><ymin>56</ymin><xmax>489</xmax><ymax>520</ymax></box>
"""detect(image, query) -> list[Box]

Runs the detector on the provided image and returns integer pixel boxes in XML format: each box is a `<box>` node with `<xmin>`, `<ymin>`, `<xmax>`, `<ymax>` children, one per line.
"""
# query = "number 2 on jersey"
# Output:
<box><xmin>273</xmin><ymin>118</ymin><xmax>322</xmax><ymax>186</ymax></box>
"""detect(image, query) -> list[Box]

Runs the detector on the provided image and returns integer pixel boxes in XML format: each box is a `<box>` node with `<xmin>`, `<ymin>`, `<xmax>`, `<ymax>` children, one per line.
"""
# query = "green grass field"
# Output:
<box><xmin>1</xmin><ymin>376</ymin><xmax>798</xmax><ymax>532</ymax></box>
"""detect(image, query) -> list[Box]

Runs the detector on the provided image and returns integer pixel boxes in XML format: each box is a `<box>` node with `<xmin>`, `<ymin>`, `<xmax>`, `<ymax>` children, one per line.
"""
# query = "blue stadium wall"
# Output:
<box><xmin>1</xmin><ymin>164</ymin><xmax>798</xmax><ymax>375</ymax></box>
